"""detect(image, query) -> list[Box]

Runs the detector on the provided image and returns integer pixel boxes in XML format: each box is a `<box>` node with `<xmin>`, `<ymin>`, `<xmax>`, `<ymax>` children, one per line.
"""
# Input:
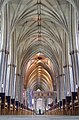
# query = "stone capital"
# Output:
<box><xmin>63</xmin><ymin>64</ymin><xmax>72</xmax><ymax>68</ymax></box>
<box><xmin>8</xmin><ymin>64</ymin><xmax>16</xmax><ymax>67</ymax></box>
<box><xmin>0</xmin><ymin>49</ymin><xmax>9</xmax><ymax>54</ymax></box>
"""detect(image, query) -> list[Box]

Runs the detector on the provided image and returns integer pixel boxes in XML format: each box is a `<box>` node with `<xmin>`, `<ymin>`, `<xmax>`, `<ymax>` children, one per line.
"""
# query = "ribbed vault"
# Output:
<box><xmin>10</xmin><ymin>0</ymin><xmax>76</xmax><ymax>92</ymax></box>
<box><xmin>1</xmin><ymin>0</ymin><xmax>77</xmax><ymax>103</ymax></box>
<box><xmin>24</xmin><ymin>53</ymin><xmax>54</xmax><ymax>91</ymax></box>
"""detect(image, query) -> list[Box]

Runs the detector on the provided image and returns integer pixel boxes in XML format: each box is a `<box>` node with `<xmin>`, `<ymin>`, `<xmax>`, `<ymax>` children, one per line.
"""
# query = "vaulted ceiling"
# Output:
<box><xmin>0</xmin><ymin>0</ymin><xmax>78</xmax><ymax>92</ymax></box>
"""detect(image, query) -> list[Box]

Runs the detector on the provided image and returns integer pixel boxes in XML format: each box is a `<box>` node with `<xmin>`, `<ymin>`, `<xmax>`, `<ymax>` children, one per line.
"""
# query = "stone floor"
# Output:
<box><xmin>0</xmin><ymin>115</ymin><xmax>79</xmax><ymax>120</ymax></box>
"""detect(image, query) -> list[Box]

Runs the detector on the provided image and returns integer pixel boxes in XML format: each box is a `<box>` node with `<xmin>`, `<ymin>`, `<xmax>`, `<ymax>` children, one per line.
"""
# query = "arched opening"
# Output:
<box><xmin>23</xmin><ymin>53</ymin><xmax>56</xmax><ymax>114</ymax></box>
<box><xmin>0</xmin><ymin>0</ymin><xmax>79</xmax><ymax>116</ymax></box>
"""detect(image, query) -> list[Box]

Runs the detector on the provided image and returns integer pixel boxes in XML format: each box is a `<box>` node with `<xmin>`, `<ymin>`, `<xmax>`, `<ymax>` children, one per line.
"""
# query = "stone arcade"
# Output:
<box><xmin>0</xmin><ymin>0</ymin><xmax>79</xmax><ymax>116</ymax></box>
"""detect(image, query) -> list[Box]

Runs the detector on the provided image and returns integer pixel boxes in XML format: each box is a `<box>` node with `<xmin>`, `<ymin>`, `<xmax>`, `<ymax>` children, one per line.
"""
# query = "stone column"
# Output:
<box><xmin>56</xmin><ymin>76</ymin><xmax>60</xmax><ymax>102</ymax></box>
<box><xmin>20</xmin><ymin>76</ymin><xmax>24</xmax><ymax>104</ymax></box>
<box><xmin>69</xmin><ymin>2</ymin><xmax>79</xmax><ymax>92</ymax></box>
<box><xmin>78</xmin><ymin>87</ymin><xmax>79</xmax><ymax>114</ymax></box>
<box><xmin>22</xmin><ymin>89</ymin><xmax>26</xmax><ymax>106</ymax></box>
<box><xmin>76</xmin><ymin>19</ymin><xmax>79</xmax><ymax>87</ymax></box>
<box><xmin>70</xmin><ymin>50</ymin><xmax>79</xmax><ymax>115</ymax></box>
<box><xmin>44</xmin><ymin>97</ymin><xmax>47</xmax><ymax>114</ymax></box>
<box><xmin>63</xmin><ymin>65</ymin><xmax>72</xmax><ymax>115</ymax></box>
<box><xmin>56</xmin><ymin>74</ymin><xmax>65</xmax><ymax>102</ymax></box>
<box><xmin>15</xmin><ymin>73</ymin><xmax>21</xmax><ymax>102</ymax></box>
<box><xmin>34</xmin><ymin>98</ymin><xmax>37</xmax><ymax>114</ymax></box>
<box><xmin>6</xmin><ymin>64</ymin><xmax>16</xmax><ymax>98</ymax></box>
<box><xmin>59</xmin><ymin>74</ymin><xmax>65</xmax><ymax>115</ymax></box>
<box><xmin>70</xmin><ymin>50</ymin><xmax>79</xmax><ymax>91</ymax></box>
<box><xmin>61</xmin><ymin>72</ymin><xmax>66</xmax><ymax>114</ymax></box>
<box><xmin>0</xmin><ymin>3</ymin><xmax>10</xmax><ymax>93</ymax></box>
<box><xmin>24</xmin><ymin>90</ymin><xmax>26</xmax><ymax>106</ymax></box>
<box><xmin>60</xmin><ymin>74</ymin><xmax>65</xmax><ymax>101</ymax></box>
<box><xmin>0</xmin><ymin>49</ymin><xmax>9</xmax><ymax>93</ymax></box>
<box><xmin>63</xmin><ymin>65</ymin><xmax>71</xmax><ymax>96</ymax></box>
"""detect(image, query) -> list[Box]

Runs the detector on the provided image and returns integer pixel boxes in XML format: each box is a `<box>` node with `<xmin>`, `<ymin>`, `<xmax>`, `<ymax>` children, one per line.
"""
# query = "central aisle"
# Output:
<box><xmin>0</xmin><ymin>115</ymin><xmax>79</xmax><ymax>120</ymax></box>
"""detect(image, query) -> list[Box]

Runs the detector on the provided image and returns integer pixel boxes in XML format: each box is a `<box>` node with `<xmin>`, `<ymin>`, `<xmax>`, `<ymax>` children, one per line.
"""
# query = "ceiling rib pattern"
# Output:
<box><xmin>4</xmin><ymin>0</ymin><xmax>77</xmax><ymax>92</ymax></box>
<box><xmin>15</xmin><ymin>0</ymin><xmax>66</xmax><ymax>91</ymax></box>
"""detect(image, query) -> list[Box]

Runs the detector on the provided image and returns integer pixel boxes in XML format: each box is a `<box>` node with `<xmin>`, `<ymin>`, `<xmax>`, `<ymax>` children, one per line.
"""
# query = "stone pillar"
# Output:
<box><xmin>20</xmin><ymin>76</ymin><xmax>24</xmax><ymax>104</ymax></box>
<box><xmin>77</xmin><ymin>3</ymin><xmax>79</xmax><ymax>110</ymax></box>
<box><xmin>6</xmin><ymin>64</ymin><xmax>16</xmax><ymax>98</ymax></box>
<box><xmin>24</xmin><ymin>90</ymin><xmax>26</xmax><ymax>106</ymax></box>
<box><xmin>44</xmin><ymin>97</ymin><xmax>47</xmax><ymax>114</ymax></box>
<box><xmin>0</xmin><ymin>30</ymin><xmax>1</xmax><ymax>48</ymax></box>
<box><xmin>15</xmin><ymin>73</ymin><xmax>21</xmax><ymax>102</ymax></box>
<box><xmin>34</xmin><ymin>98</ymin><xmax>37</xmax><ymax>114</ymax></box>
<box><xmin>70</xmin><ymin>50</ymin><xmax>79</xmax><ymax>91</ymax></box>
<box><xmin>0</xmin><ymin>2</ymin><xmax>10</xmax><ymax>110</ymax></box>
<box><xmin>59</xmin><ymin>74</ymin><xmax>65</xmax><ymax>115</ymax></box>
<box><xmin>76</xmin><ymin>19</ymin><xmax>79</xmax><ymax>87</ymax></box>
<box><xmin>56</xmin><ymin>76</ymin><xmax>60</xmax><ymax>102</ymax></box>
<box><xmin>56</xmin><ymin>74</ymin><xmax>65</xmax><ymax>102</ymax></box>
<box><xmin>0</xmin><ymin>49</ymin><xmax>9</xmax><ymax>93</ymax></box>
<box><xmin>0</xmin><ymin>3</ymin><xmax>10</xmax><ymax>93</ymax></box>
<box><xmin>63</xmin><ymin>65</ymin><xmax>71</xmax><ymax>96</ymax></box>
<box><xmin>22</xmin><ymin>89</ymin><xmax>26</xmax><ymax>106</ymax></box>
<box><xmin>69</xmin><ymin>1</ymin><xmax>79</xmax><ymax>92</ymax></box>
<box><xmin>60</xmin><ymin>74</ymin><xmax>65</xmax><ymax>101</ymax></box>
<box><xmin>63</xmin><ymin>64</ymin><xmax>73</xmax><ymax>115</ymax></box>
<box><xmin>78</xmin><ymin>87</ymin><xmax>79</xmax><ymax>114</ymax></box>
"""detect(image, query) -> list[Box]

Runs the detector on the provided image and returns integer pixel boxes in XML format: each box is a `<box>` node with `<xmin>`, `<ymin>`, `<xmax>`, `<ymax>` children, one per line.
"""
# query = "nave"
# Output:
<box><xmin>0</xmin><ymin>0</ymin><xmax>79</xmax><ymax>116</ymax></box>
